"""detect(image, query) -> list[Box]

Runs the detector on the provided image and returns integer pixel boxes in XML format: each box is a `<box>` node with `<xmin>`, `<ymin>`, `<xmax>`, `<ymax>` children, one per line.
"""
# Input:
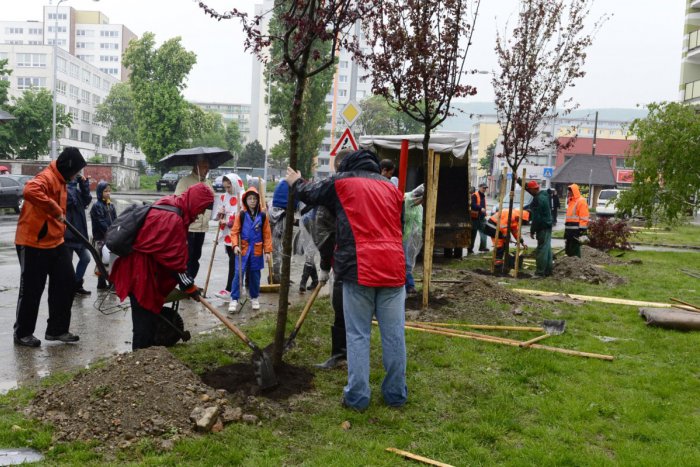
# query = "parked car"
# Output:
<box><xmin>0</xmin><ymin>175</ymin><xmax>24</xmax><ymax>213</ymax></box>
<box><xmin>156</xmin><ymin>172</ymin><xmax>181</xmax><ymax>192</ymax></box>
<box><xmin>213</xmin><ymin>175</ymin><xmax>225</xmax><ymax>192</ymax></box>
<box><xmin>596</xmin><ymin>189</ymin><xmax>620</xmax><ymax>217</ymax></box>
<box><xmin>4</xmin><ymin>174</ymin><xmax>33</xmax><ymax>187</ymax></box>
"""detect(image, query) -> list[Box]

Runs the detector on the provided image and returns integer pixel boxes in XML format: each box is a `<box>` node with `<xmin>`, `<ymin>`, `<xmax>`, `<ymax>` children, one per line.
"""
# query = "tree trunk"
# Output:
<box><xmin>120</xmin><ymin>142</ymin><xmax>125</xmax><ymax>165</ymax></box>
<box><xmin>272</xmin><ymin>56</ymin><xmax>310</xmax><ymax>367</ymax></box>
<box><xmin>502</xmin><ymin>167</ymin><xmax>518</xmax><ymax>274</ymax></box>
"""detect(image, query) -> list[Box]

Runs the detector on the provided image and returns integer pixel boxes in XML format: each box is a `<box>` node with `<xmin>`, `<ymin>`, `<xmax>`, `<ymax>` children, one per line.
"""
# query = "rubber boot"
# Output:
<box><xmin>315</xmin><ymin>325</ymin><xmax>347</xmax><ymax>369</ymax></box>
<box><xmin>299</xmin><ymin>264</ymin><xmax>310</xmax><ymax>293</ymax></box>
<box><xmin>97</xmin><ymin>276</ymin><xmax>109</xmax><ymax>290</ymax></box>
<box><xmin>75</xmin><ymin>279</ymin><xmax>91</xmax><ymax>296</ymax></box>
<box><xmin>307</xmin><ymin>263</ymin><xmax>319</xmax><ymax>290</ymax></box>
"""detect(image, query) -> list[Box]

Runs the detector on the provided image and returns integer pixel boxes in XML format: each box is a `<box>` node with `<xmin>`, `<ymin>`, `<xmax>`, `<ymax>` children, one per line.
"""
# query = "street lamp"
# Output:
<box><xmin>263</xmin><ymin>67</ymin><xmax>271</xmax><ymax>183</ymax></box>
<box><xmin>51</xmin><ymin>0</ymin><xmax>99</xmax><ymax>160</ymax></box>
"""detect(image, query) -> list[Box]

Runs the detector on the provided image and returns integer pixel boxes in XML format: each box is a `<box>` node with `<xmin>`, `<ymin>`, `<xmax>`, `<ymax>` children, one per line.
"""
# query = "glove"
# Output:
<box><xmin>177</xmin><ymin>273</ymin><xmax>200</xmax><ymax>301</ymax></box>
<box><xmin>233</xmin><ymin>246</ymin><xmax>241</xmax><ymax>255</ymax></box>
<box><xmin>319</xmin><ymin>269</ymin><xmax>330</xmax><ymax>283</ymax></box>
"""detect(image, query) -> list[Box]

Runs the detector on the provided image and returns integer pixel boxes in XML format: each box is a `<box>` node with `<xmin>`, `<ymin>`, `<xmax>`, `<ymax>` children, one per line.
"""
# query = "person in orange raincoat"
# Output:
<box><xmin>486</xmin><ymin>208</ymin><xmax>529</xmax><ymax>265</ymax></box>
<box><xmin>564</xmin><ymin>184</ymin><xmax>590</xmax><ymax>258</ymax></box>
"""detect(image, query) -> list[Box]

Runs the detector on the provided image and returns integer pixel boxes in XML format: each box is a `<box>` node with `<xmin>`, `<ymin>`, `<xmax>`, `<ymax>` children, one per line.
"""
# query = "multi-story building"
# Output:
<box><xmin>191</xmin><ymin>101</ymin><xmax>251</xmax><ymax>144</ymax></box>
<box><xmin>0</xmin><ymin>5</ymin><xmax>142</xmax><ymax>163</ymax></box>
<box><xmin>680</xmin><ymin>0</ymin><xmax>700</xmax><ymax>103</ymax></box>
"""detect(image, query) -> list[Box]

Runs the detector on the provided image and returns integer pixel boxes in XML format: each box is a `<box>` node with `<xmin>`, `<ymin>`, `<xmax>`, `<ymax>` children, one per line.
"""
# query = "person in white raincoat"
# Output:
<box><xmin>214</xmin><ymin>173</ymin><xmax>244</xmax><ymax>299</ymax></box>
<box><xmin>403</xmin><ymin>184</ymin><xmax>424</xmax><ymax>295</ymax></box>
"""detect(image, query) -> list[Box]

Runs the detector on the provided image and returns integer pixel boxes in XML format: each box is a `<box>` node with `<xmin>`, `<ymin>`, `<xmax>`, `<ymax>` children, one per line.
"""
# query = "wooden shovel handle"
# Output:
<box><xmin>199</xmin><ymin>296</ymin><xmax>252</xmax><ymax>347</ymax></box>
<box><xmin>294</xmin><ymin>280</ymin><xmax>324</xmax><ymax>330</ymax></box>
<box><xmin>519</xmin><ymin>334</ymin><xmax>550</xmax><ymax>347</ymax></box>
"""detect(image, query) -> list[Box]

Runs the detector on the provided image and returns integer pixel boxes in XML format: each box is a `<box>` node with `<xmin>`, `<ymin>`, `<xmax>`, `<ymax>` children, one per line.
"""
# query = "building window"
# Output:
<box><xmin>76</xmin><ymin>29</ymin><xmax>94</xmax><ymax>37</ymax></box>
<box><xmin>17</xmin><ymin>77</ymin><xmax>46</xmax><ymax>90</ymax></box>
<box><xmin>339</xmin><ymin>60</ymin><xmax>348</xmax><ymax>69</ymax></box>
<box><xmin>100</xmin><ymin>30</ymin><xmax>119</xmax><ymax>37</ymax></box>
<box><xmin>102</xmin><ymin>80</ymin><xmax>110</xmax><ymax>91</ymax></box>
<box><xmin>47</xmin><ymin>39</ymin><xmax>66</xmax><ymax>46</ymax></box>
<box><xmin>5</xmin><ymin>40</ymin><xmax>24</xmax><ymax>45</ymax></box>
<box><xmin>48</xmin><ymin>13</ymin><xmax>68</xmax><ymax>20</ymax></box>
<box><xmin>81</xmin><ymin>89</ymin><xmax>90</xmax><ymax>102</ymax></box>
<box><xmin>69</xmin><ymin>107</ymin><xmax>79</xmax><ymax>119</ymax></box>
<box><xmin>69</xmin><ymin>128</ymin><xmax>79</xmax><ymax>139</ymax></box>
<box><xmin>338</xmin><ymin>75</ymin><xmax>348</xmax><ymax>83</ymax></box>
<box><xmin>92</xmin><ymin>134</ymin><xmax>100</xmax><ymax>146</ymax></box>
<box><xmin>16</xmin><ymin>53</ymin><xmax>47</xmax><ymax>68</ymax></box>
<box><xmin>81</xmin><ymin>131</ymin><xmax>90</xmax><ymax>143</ymax></box>
<box><xmin>56</xmin><ymin>80</ymin><xmax>67</xmax><ymax>95</ymax></box>
<box><xmin>76</xmin><ymin>54</ymin><xmax>94</xmax><ymax>62</ymax></box>
<box><xmin>99</xmin><ymin>43</ymin><xmax>119</xmax><ymax>50</ymax></box>
<box><xmin>338</xmin><ymin>89</ymin><xmax>347</xmax><ymax>97</ymax></box>
<box><xmin>27</xmin><ymin>41</ymin><xmax>42</xmax><ymax>45</ymax></box>
<box><xmin>57</xmin><ymin>56</ymin><xmax>67</xmax><ymax>72</ymax></box>
<box><xmin>82</xmin><ymin>69</ymin><xmax>90</xmax><ymax>83</ymax></box>
<box><xmin>69</xmin><ymin>63</ymin><xmax>80</xmax><ymax>78</ymax></box>
<box><xmin>69</xmin><ymin>85</ymin><xmax>79</xmax><ymax>99</ymax></box>
<box><xmin>92</xmin><ymin>74</ymin><xmax>101</xmax><ymax>88</ymax></box>
<box><xmin>99</xmin><ymin>67</ymin><xmax>118</xmax><ymax>75</ymax></box>
<box><xmin>47</xmin><ymin>26</ymin><xmax>67</xmax><ymax>33</ymax></box>
<box><xmin>81</xmin><ymin>111</ymin><xmax>91</xmax><ymax>123</ymax></box>
<box><xmin>28</xmin><ymin>28</ymin><xmax>42</xmax><ymax>35</ymax></box>
<box><xmin>5</xmin><ymin>27</ymin><xmax>24</xmax><ymax>34</ymax></box>
<box><xmin>99</xmin><ymin>55</ymin><xmax>119</xmax><ymax>62</ymax></box>
<box><xmin>92</xmin><ymin>94</ymin><xmax>101</xmax><ymax>105</ymax></box>
<box><xmin>76</xmin><ymin>42</ymin><xmax>94</xmax><ymax>50</ymax></box>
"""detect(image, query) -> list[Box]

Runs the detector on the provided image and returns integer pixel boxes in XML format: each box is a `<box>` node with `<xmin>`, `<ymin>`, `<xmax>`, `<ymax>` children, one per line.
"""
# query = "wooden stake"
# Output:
<box><xmin>386</xmin><ymin>448</ymin><xmax>455</xmax><ymax>467</ymax></box>
<box><xmin>514</xmin><ymin>288</ymin><xmax>698</xmax><ymax>312</ymax></box>
<box><xmin>670</xmin><ymin>298</ymin><xmax>700</xmax><ymax>313</ymax></box>
<box><xmin>519</xmin><ymin>334</ymin><xmax>550</xmax><ymax>348</ymax></box>
<box><xmin>513</xmin><ymin>168</ymin><xmax>527</xmax><ymax>278</ymax></box>
<box><xmin>406</xmin><ymin>322</ymin><xmax>544</xmax><ymax>332</ymax></box>
<box><xmin>491</xmin><ymin>167</ymin><xmax>508</xmax><ymax>273</ymax></box>
<box><xmin>422</xmin><ymin>150</ymin><xmax>440</xmax><ymax>310</ymax></box>
<box><xmin>404</xmin><ymin>323</ymin><xmax>614</xmax><ymax>361</ymax></box>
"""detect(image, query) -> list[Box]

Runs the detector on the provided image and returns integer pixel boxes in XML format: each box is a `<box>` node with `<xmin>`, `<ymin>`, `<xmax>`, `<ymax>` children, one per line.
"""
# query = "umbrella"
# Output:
<box><xmin>0</xmin><ymin>165</ymin><xmax>9</xmax><ymax>172</ymax></box>
<box><xmin>158</xmin><ymin>147</ymin><xmax>233</xmax><ymax>170</ymax></box>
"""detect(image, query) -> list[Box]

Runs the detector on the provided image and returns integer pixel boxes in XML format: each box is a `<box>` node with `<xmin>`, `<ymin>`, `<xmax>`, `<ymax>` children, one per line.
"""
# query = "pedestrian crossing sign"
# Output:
<box><xmin>543</xmin><ymin>167</ymin><xmax>554</xmax><ymax>178</ymax></box>
<box><xmin>330</xmin><ymin>128</ymin><xmax>358</xmax><ymax>156</ymax></box>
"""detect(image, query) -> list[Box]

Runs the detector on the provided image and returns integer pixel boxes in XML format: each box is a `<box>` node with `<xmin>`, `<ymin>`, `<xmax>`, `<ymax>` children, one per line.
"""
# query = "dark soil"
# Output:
<box><xmin>201</xmin><ymin>362</ymin><xmax>314</xmax><ymax>401</ymax></box>
<box><xmin>552</xmin><ymin>247</ymin><xmax>627</xmax><ymax>285</ymax></box>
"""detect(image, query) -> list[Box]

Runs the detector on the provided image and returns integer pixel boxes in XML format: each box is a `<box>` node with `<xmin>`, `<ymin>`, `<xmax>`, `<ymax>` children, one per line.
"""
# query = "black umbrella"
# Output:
<box><xmin>158</xmin><ymin>147</ymin><xmax>233</xmax><ymax>170</ymax></box>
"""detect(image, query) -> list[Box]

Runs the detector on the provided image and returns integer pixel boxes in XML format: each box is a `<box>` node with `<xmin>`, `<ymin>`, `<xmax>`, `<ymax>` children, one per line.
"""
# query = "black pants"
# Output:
<box><xmin>130</xmin><ymin>294</ymin><xmax>159</xmax><ymax>350</ymax></box>
<box><xmin>331</xmin><ymin>278</ymin><xmax>346</xmax><ymax>355</ymax></box>
<box><xmin>14</xmin><ymin>244</ymin><xmax>75</xmax><ymax>338</ymax></box>
<box><xmin>187</xmin><ymin>232</ymin><xmax>206</xmax><ymax>280</ymax></box>
<box><xmin>225</xmin><ymin>245</ymin><xmax>236</xmax><ymax>292</ymax></box>
<box><xmin>551</xmin><ymin>209</ymin><xmax>558</xmax><ymax>225</ymax></box>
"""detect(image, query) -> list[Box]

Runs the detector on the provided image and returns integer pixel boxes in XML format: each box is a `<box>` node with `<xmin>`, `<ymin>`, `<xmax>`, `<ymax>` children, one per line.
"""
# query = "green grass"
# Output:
<box><xmin>138</xmin><ymin>174</ymin><xmax>159</xmax><ymax>191</ymax></box>
<box><xmin>3</xmin><ymin>250</ymin><xmax>700</xmax><ymax>465</ymax></box>
<box><xmin>629</xmin><ymin>223</ymin><xmax>700</xmax><ymax>247</ymax></box>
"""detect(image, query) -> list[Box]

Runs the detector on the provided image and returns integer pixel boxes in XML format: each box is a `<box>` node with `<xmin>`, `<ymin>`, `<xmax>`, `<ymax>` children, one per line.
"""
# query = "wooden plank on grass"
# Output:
<box><xmin>513</xmin><ymin>288</ymin><xmax>697</xmax><ymax>312</ymax></box>
<box><xmin>386</xmin><ymin>448</ymin><xmax>455</xmax><ymax>467</ymax></box>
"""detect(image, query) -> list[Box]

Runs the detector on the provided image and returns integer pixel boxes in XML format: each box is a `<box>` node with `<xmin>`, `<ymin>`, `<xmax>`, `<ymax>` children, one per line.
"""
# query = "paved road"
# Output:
<box><xmin>0</xmin><ymin>193</ymin><xmax>312</xmax><ymax>393</ymax></box>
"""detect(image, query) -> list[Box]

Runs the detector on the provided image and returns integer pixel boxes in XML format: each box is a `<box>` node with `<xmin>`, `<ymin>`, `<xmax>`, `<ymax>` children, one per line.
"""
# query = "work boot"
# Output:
<box><xmin>307</xmin><ymin>264</ymin><xmax>319</xmax><ymax>290</ymax></box>
<box><xmin>44</xmin><ymin>332</ymin><xmax>79</xmax><ymax>343</ymax></box>
<box><xmin>14</xmin><ymin>334</ymin><xmax>41</xmax><ymax>347</ymax></box>
<box><xmin>74</xmin><ymin>279</ymin><xmax>91</xmax><ymax>296</ymax></box>
<box><xmin>315</xmin><ymin>325</ymin><xmax>347</xmax><ymax>369</ymax></box>
<box><xmin>96</xmin><ymin>277</ymin><xmax>109</xmax><ymax>290</ymax></box>
<box><xmin>299</xmin><ymin>264</ymin><xmax>310</xmax><ymax>293</ymax></box>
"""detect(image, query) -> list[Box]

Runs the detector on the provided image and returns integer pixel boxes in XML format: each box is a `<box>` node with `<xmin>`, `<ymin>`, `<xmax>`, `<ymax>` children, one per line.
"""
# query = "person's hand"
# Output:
<box><xmin>185</xmin><ymin>285</ymin><xmax>201</xmax><ymax>301</ymax></box>
<box><xmin>57</xmin><ymin>214</ymin><xmax>66</xmax><ymax>223</ymax></box>
<box><xmin>265</xmin><ymin>252</ymin><xmax>272</xmax><ymax>264</ymax></box>
<box><xmin>285</xmin><ymin>167</ymin><xmax>302</xmax><ymax>186</ymax></box>
<box><xmin>481</xmin><ymin>208</ymin><xmax>486</xmax><ymax>214</ymax></box>
<box><xmin>319</xmin><ymin>269</ymin><xmax>330</xmax><ymax>283</ymax></box>
<box><xmin>234</xmin><ymin>246</ymin><xmax>241</xmax><ymax>256</ymax></box>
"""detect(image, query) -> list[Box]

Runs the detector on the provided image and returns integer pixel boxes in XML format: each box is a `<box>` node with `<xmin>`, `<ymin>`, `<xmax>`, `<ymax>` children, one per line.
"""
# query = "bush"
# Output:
<box><xmin>588</xmin><ymin>217</ymin><xmax>634</xmax><ymax>251</ymax></box>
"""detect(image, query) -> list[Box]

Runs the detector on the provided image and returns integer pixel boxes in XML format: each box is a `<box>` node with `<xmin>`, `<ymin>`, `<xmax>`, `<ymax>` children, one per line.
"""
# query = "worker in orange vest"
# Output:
<box><xmin>469</xmin><ymin>183</ymin><xmax>489</xmax><ymax>254</ymax></box>
<box><xmin>485</xmin><ymin>208</ymin><xmax>529</xmax><ymax>265</ymax></box>
<box><xmin>564</xmin><ymin>184</ymin><xmax>590</xmax><ymax>258</ymax></box>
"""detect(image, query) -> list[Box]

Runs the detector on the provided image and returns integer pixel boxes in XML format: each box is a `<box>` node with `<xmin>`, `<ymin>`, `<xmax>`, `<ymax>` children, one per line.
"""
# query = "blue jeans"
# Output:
<box><xmin>230</xmin><ymin>255</ymin><xmax>261</xmax><ymax>300</ymax></box>
<box><xmin>70</xmin><ymin>246</ymin><xmax>91</xmax><ymax>282</ymax></box>
<box><xmin>403</xmin><ymin>243</ymin><xmax>415</xmax><ymax>290</ymax></box>
<box><xmin>342</xmin><ymin>282</ymin><xmax>407</xmax><ymax>410</ymax></box>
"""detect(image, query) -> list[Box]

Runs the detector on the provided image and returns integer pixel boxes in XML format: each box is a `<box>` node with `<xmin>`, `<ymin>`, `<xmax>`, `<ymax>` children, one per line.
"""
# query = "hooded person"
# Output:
<box><xmin>564</xmin><ymin>183</ymin><xmax>590</xmax><ymax>258</ymax></box>
<box><xmin>286</xmin><ymin>148</ymin><xmax>408</xmax><ymax>412</ymax></box>
<box><xmin>14</xmin><ymin>147</ymin><xmax>87</xmax><ymax>347</ymax></box>
<box><xmin>213</xmin><ymin>173</ymin><xmax>245</xmax><ymax>299</ymax></box>
<box><xmin>64</xmin><ymin>172</ymin><xmax>93</xmax><ymax>296</ymax></box>
<box><xmin>403</xmin><ymin>184</ymin><xmax>424</xmax><ymax>294</ymax></box>
<box><xmin>110</xmin><ymin>183</ymin><xmax>214</xmax><ymax>350</ymax></box>
<box><xmin>90</xmin><ymin>181</ymin><xmax>117</xmax><ymax>290</ymax></box>
<box><xmin>228</xmin><ymin>186</ymin><xmax>273</xmax><ymax>313</ymax></box>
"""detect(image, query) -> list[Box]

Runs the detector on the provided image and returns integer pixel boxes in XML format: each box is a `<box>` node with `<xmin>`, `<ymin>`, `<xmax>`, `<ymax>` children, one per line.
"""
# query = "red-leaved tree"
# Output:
<box><xmin>493</xmin><ymin>0</ymin><xmax>604</xmax><ymax>268</ymax></box>
<box><xmin>197</xmin><ymin>0</ymin><xmax>372</xmax><ymax>365</ymax></box>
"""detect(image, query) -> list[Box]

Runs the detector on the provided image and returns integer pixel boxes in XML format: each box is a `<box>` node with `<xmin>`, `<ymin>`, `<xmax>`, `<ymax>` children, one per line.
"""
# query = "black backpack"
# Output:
<box><xmin>105</xmin><ymin>203</ymin><xmax>182</xmax><ymax>257</ymax></box>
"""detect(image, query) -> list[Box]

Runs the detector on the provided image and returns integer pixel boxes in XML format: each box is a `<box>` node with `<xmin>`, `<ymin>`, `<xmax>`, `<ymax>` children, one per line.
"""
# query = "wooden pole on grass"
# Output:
<box><xmin>491</xmin><ymin>167</ymin><xmax>508</xmax><ymax>273</ymax></box>
<box><xmin>422</xmin><ymin>149</ymin><xmax>441</xmax><ymax>310</ymax></box>
<box><xmin>513</xmin><ymin>168</ymin><xmax>527</xmax><ymax>278</ymax></box>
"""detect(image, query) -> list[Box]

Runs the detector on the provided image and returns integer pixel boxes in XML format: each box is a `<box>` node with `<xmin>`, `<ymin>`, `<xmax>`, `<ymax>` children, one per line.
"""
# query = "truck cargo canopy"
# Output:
<box><xmin>359</xmin><ymin>133</ymin><xmax>471</xmax><ymax>159</ymax></box>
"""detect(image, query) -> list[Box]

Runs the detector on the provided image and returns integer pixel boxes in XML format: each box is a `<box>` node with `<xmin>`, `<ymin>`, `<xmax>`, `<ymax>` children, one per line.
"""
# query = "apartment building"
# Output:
<box><xmin>191</xmin><ymin>101</ymin><xmax>251</xmax><ymax>144</ymax></box>
<box><xmin>680</xmin><ymin>0</ymin><xmax>700</xmax><ymax>103</ymax></box>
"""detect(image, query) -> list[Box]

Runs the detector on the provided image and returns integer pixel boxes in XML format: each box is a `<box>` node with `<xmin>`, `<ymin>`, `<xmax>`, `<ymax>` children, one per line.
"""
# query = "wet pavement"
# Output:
<box><xmin>0</xmin><ymin>193</ymin><xmax>315</xmax><ymax>393</ymax></box>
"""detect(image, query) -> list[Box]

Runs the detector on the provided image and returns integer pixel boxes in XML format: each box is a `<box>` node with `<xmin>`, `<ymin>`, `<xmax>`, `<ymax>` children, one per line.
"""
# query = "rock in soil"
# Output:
<box><xmin>27</xmin><ymin>347</ymin><xmax>224</xmax><ymax>447</ymax></box>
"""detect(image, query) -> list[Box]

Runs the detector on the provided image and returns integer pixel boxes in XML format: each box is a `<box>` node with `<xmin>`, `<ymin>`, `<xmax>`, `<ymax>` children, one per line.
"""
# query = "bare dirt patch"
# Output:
<box><xmin>553</xmin><ymin>248</ymin><xmax>627</xmax><ymax>285</ymax></box>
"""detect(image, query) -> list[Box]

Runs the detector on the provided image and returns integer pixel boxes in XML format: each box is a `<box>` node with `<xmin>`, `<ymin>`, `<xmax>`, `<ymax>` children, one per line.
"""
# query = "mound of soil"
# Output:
<box><xmin>553</xmin><ymin>255</ymin><xmax>626</xmax><ymax>285</ymax></box>
<box><xmin>409</xmin><ymin>271</ymin><xmax>545</xmax><ymax>325</ymax></box>
<box><xmin>580</xmin><ymin>245</ymin><xmax>624</xmax><ymax>265</ymax></box>
<box><xmin>27</xmin><ymin>348</ymin><xmax>229</xmax><ymax>447</ymax></box>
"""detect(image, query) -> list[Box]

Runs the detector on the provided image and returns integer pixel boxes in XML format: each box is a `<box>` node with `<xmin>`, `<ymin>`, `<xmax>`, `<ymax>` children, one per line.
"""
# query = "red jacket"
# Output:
<box><xmin>110</xmin><ymin>183</ymin><xmax>214</xmax><ymax>314</ymax></box>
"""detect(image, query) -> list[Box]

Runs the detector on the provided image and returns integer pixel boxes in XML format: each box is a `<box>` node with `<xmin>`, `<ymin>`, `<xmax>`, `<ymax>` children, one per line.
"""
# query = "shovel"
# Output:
<box><xmin>260</xmin><ymin>254</ymin><xmax>280</xmax><ymax>293</ymax></box>
<box><xmin>519</xmin><ymin>319</ymin><xmax>566</xmax><ymax>348</ymax></box>
<box><xmin>63</xmin><ymin>218</ymin><xmax>109</xmax><ymax>278</ymax></box>
<box><xmin>198</xmin><ymin>296</ymin><xmax>278</xmax><ymax>390</ymax></box>
<box><xmin>282</xmin><ymin>280</ymin><xmax>325</xmax><ymax>352</ymax></box>
<box><xmin>202</xmin><ymin>222</ymin><xmax>222</xmax><ymax>298</ymax></box>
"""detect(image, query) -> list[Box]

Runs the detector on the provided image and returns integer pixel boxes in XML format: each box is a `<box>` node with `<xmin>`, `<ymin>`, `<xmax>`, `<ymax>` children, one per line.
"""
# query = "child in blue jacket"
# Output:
<box><xmin>229</xmin><ymin>187</ymin><xmax>272</xmax><ymax>313</ymax></box>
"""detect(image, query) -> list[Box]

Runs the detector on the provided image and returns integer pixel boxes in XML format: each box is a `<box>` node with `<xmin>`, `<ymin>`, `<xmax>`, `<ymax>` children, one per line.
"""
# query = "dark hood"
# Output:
<box><xmin>56</xmin><ymin>147</ymin><xmax>86</xmax><ymax>181</ymax></box>
<box><xmin>156</xmin><ymin>183</ymin><xmax>214</xmax><ymax>227</ymax></box>
<box><xmin>338</xmin><ymin>149</ymin><xmax>380</xmax><ymax>174</ymax></box>
<box><xmin>96</xmin><ymin>181</ymin><xmax>109</xmax><ymax>201</ymax></box>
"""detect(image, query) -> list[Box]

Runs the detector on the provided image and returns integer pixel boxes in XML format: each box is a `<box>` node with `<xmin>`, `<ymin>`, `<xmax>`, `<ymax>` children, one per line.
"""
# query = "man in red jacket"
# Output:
<box><xmin>286</xmin><ymin>149</ymin><xmax>407</xmax><ymax>411</ymax></box>
<box><xmin>110</xmin><ymin>183</ymin><xmax>214</xmax><ymax>350</ymax></box>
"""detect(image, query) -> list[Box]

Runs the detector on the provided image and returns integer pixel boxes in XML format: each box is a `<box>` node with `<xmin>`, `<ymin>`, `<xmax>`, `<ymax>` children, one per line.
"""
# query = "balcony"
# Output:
<box><xmin>683</xmin><ymin>79</ymin><xmax>700</xmax><ymax>102</ymax></box>
<box><xmin>692</xmin><ymin>0</ymin><xmax>700</xmax><ymax>9</ymax></box>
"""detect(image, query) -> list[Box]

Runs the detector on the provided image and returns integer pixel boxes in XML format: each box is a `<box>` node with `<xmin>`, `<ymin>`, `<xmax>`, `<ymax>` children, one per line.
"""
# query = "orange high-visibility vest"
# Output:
<box><xmin>565</xmin><ymin>197</ymin><xmax>590</xmax><ymax>230</ymax></box>
<box><xmin>471</xmin><ymin>191</ymin><xmax>485</xmax><ymax>219</ymax></box>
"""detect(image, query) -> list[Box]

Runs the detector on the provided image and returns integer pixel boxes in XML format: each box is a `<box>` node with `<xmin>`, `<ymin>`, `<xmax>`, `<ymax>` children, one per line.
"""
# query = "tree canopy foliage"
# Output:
<box><xmin>123</xmin><ymin>32</ymin><xmax>196</xmax><ymax>166</ymax></box>
<box><xmin>94</xmin><ymin>82</ymin><xmax>138</xmax><ymax>164</ymax></box>
<box><xmin>238</xmin><ymin>140</ymin><xmax>265</xmax><ymax>168</ymax></box>
<box><xmin>617</xmin><ymin>102</ymin><xmax>700</xmax><ymax>225</ymax></box>
<box><xmin>357</xmin><ymin>95</ymin><xmax>423</xmax><ymax>136</ymax></box>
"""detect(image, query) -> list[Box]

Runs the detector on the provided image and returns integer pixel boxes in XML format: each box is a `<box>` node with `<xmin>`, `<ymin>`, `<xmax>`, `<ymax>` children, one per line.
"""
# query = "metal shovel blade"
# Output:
<box><xmin>252</xmin><ymin>348</ymin><xmax>278</xmax><ymax>390</ymax></box>
<box><xmin>543</xmin><ymin>319</ymin><xmax>566</xmax><ymax>335</ymax></box>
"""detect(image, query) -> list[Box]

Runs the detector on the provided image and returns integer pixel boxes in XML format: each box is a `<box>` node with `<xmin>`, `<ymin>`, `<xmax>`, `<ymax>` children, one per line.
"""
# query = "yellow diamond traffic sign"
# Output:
<box><xmin>341</xmin><ymin>101</ymin><xmax>361</xmax><ymax>127</ymax></box>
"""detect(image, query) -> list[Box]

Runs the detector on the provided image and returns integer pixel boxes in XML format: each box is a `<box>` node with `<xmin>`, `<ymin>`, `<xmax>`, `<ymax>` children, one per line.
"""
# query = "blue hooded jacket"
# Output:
<box><xmin>64</xmin><ymin>176</ymin><xmax>92</xmax><ymax>248</ymax></box>
<box><xmin>90</xmin><ymin>181</ymin><xmax>117</xmax><ymax>240</ymax></box>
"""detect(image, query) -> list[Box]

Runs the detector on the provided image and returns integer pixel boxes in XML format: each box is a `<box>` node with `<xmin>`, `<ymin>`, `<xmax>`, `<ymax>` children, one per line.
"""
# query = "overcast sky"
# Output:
<box><xmin>7</xmin><ymin>0</ymin><xmax>686</xmax><ymax>108</ymax></box>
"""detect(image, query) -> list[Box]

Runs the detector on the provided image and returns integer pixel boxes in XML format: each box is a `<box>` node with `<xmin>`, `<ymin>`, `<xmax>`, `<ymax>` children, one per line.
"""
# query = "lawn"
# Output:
<box><xmin>629</xmin><ymin>223</ymin><xmax>700</xmax><ymax>248</ymax></box>
<box><xmin>138</xmin><ymin>174</ymin><xmax>159</xmax><ymax>191</ymax></box>
<box><xmin>2</xmin><ymin>250</ymin><xmax>700</xmax><ymax>465</ymax></box>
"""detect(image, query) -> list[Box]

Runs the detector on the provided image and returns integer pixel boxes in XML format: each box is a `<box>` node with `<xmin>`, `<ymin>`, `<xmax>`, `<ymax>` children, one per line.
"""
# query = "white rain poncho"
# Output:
<box><xmin>403</xmin><ymin>184</ymin><xmax>424</xmax><ymax>271</ymax></box>
<box><xmin>212</xmin><ymin>173</ymin><xmax>244</xmax><ymax>246</ymax></box>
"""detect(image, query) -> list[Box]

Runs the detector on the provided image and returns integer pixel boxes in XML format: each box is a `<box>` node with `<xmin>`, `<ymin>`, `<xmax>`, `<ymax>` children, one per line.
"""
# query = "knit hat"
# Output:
<box><xmin>56</xmin><ymin>147</ymin><xmax>86</xmax><ymax>181</ymax></box>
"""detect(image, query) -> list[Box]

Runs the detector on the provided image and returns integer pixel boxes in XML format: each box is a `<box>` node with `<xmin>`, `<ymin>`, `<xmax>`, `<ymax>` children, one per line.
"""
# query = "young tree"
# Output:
<box><xmin>492</xmin><ymin>0</ymin><xmax>601</xmax><ymax>266</ymax></box>
<box><xmin>478</xmin><ymin>139</ymin><xmax>496</xmax><ymax>173</ymax></box>
<box><xmin>197</xmin><ymin>0</ymin><xmax>373</xmax><ymax>365</ymax></box>
<box><xmin>225</xmin><ymin>120</ymin><xmax>243</xmax><ymax>158</ymax></box>
<box><xmin>94</xmin><ymin>82</ymin><xmax>138</xmax><ymax>164</ymax></box>
<box><xmin>0</xmin><ymin>59</ymin><xmax>13</xmax><ymax>156</ymax></box>
<box><xmin>123</xmin><ymin>32</ymin><xmax>197</xmax><ymax>166</ymax></box>
<box><xmin>186</xmin><ymin>106</ymin><xmax>227</xmax><ymax>148</ymax></box>
<box><xmin>357</xmin><ymin>95</ymin><xmax>423</xmax><ymax>136</ymax></box>
<box><xmin>617</xmin><ymin>102</ymin><xmax>700</xmax><ymax>225</ymax></box>
<box><xmin>238</xmin><ymin>140</ymin><xmax>266</xmax><ymax>167</ymax></box>
<box><xmin>3</xmin><ymin>88</ymin><xmax>71</xmax><ymax>159</ymax></box>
